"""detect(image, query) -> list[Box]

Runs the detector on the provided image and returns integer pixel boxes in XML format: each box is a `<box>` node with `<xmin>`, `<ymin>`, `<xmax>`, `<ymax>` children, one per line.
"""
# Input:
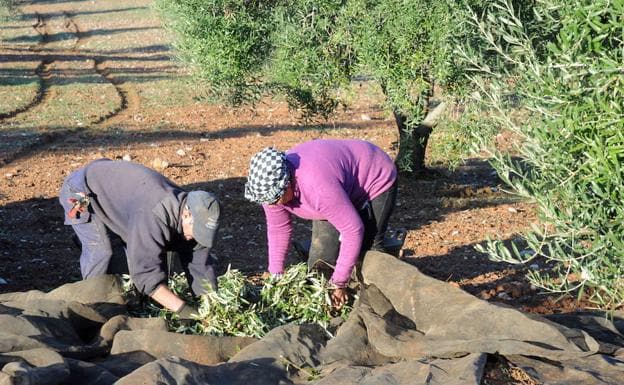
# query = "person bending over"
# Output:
<box><xmin>244</xmin><ymin>139</ymin><xmax>398</xmax><ymax>309</ymax></box>
<box><xmin>59</xmin><ymin>158</ymin><xmax>220</xmax><ymax>319</ymax></box>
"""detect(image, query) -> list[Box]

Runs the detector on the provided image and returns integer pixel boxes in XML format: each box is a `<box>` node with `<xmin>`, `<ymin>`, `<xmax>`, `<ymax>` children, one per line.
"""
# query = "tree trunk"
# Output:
<box><xmin>393</xmin><ymin>101</ymin><xmax>447</xmax><ymax>177</ymax></box>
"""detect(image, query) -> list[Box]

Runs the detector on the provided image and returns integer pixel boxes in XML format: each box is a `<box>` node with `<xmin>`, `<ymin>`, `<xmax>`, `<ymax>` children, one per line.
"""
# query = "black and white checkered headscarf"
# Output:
<box><xmin>244</xmin><ymin>147</ymin><xmax>291</xmax><ymax>204</ymax></box>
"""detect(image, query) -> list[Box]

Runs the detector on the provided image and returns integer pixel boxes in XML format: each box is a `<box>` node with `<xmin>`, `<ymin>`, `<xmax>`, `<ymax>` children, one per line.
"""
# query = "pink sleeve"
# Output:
<box><xmin>317</xmin><ymin>186</ymin><xmax>364</xmax><ymax>287</ymax></box>
<box><xmin>262</xmin><ymin>204</ymin><xmax>292</xmax><ymax>274</ymax></box>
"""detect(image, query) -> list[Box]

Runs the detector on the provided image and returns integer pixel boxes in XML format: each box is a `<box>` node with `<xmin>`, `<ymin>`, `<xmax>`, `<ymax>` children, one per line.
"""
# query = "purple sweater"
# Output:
<box><xmin>262</xmin><ymin>139</ymin><xmax>397</xmax><ymax>285</ymax></box>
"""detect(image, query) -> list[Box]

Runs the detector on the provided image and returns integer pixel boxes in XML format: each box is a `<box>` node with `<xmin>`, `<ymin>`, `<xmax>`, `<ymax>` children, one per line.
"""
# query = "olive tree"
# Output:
<box><xmin>462</xmin><ymin>0</ymin><xmax>624</xmax><ymax>309</ymax></box>
<box><xmin>155</xmin><ymin>0</ymin><xmax>466</xmax><ymax>175</ymax></box>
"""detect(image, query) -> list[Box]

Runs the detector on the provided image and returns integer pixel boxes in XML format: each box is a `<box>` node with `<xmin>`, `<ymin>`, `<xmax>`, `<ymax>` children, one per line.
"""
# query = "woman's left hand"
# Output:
<box><xmin>330</xmin><ymin>287</ymin><xmax>348</xmax><ymax>310</ymax></box>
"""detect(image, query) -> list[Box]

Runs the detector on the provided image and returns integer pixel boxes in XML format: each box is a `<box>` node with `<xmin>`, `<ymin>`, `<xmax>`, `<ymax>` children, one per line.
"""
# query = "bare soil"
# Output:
<box><xmin>0</xmin><ymin>1</ymin><xmax>588</xmax><ymax>383</ymax></box>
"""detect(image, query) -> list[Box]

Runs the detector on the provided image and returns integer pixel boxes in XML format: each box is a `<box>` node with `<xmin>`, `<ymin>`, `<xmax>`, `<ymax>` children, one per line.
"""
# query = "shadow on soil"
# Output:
<box><xmin>16</xmin><ymin>0</ymin><xmax>94</xmax><ymax>5</ymax></box>
<box><xmin>0</xmin><ymin>51</ymin><xmax>175</xmax><ymax>66</ymax></box>
<box><xmin>6</xmin><ymin>26</ymin><xmax>161</xmax><ymax>44</ymax></box>
<box><xmin>0</xmin><ymin>121</ymin><xmax>386</xmax><ymax>166</ymax></box>
<box><xmin>18</xmin><ymin>6</ymin><xmax>148</xmax><ymax>20</ymax></box>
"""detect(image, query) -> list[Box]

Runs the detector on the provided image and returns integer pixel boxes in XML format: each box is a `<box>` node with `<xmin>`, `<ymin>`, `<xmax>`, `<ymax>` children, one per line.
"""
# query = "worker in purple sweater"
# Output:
<box><xmin>244</xmin><ymin>139</ymin><xmax>398</xmax><ymax>308</ymax></box>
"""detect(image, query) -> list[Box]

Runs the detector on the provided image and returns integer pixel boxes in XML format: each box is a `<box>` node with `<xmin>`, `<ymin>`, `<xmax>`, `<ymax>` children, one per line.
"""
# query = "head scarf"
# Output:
<box><xmin>244</xmin><ymin>147</ymin><xmax>290</xmax><ymax>204</ymax></box>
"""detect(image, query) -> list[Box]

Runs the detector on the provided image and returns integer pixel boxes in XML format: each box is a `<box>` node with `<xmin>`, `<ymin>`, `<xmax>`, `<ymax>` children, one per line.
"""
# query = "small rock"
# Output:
<box><xmin>451</xmin><ymin>230</ymin><xmax>459</xmax><ymax>236</ymax></box>
<box><xmin>497</xmin><ymin>292</ymin><xmax>512</xmax><ymax>300</ymax></box>
<box><xmin>5</xmin><ymin>173</ymin><xmax>13</xmax><ymax>178</ymax></box>
<box><xmin>480</xmin><ymin>289</ymin><xmax>495</xmax><ymax>300</ymax></box>
<box><xmin>510</xmin><ymin>284</ymin><xmax>523</xmax><ymax>298</ymax></box>
<box><xmin>122</xmin><ymin>154</ymin><xmax>132</xmax><ymax>162</ymax></box>
<box><xmin>508</xmin><ymin>207</ymin><xmax>518</xmax><ymax>213</ymax></box>
<box><xmin>152</xmin><ymin>157</ymin><xmax>169</xmax><ymax>171</ymax></box>
<box><xmin>360</xmin><ymin>114</ymin><xmax>372</xmax><ymax>121</ymax></box>
<box><xmin>200</xmin><ymin>137</ymin><xmax>210</xmax><ymax>142</ymax></box>
<box><xmin>176</xmin><ymin>149</ymin><xmax>186</xmax><ymax>156</ymax></box>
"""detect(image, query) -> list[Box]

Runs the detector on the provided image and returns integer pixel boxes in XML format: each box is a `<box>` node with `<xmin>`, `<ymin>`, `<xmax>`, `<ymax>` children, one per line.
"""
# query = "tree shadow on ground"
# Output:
<box><xmin>0</xmin><ymin>120</ymin><xmax>388</xmax><ymax>166</ymax></box>
<box><xmin>16</xmin><ymin>0</ymin><xmax>92</xmax><ymax>5</ymax></box>
<box><xmin>401</xmin><ymin>237</ymin><xmax>591</xmax><ymax>314</ymax></box>
<box><xmin>6</xmin><ymin>26</ymin><xmax>162</xmax><ymax>44</ymax></box>
<box><xmin>17</xmin><ymin>6</ymin><xmax>148</xmax><ymax>21</ymax></box>
<box><xmin>0</xmin><ymin>51</ymin><xmax>175</xmax><ymax>66</ymax></box>
<box><xmin>404</xmin><ymin>241</ymin><xmax>520</xmax><ymax>284</ymax></box>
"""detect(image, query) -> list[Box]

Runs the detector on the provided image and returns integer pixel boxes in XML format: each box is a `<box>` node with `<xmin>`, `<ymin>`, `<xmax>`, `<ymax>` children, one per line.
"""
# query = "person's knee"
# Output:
<box><xmin>308</xmin><ymin>235</ymin><xmax>339</xmax><ymax>265</ymax></box>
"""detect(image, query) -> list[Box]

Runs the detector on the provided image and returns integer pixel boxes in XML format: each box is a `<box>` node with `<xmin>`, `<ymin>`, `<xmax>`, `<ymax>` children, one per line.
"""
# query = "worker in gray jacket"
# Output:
<box><xmin>59</xmin><ymin>158</ymin><xmax>220</xmax><ymax>319</ymax></box>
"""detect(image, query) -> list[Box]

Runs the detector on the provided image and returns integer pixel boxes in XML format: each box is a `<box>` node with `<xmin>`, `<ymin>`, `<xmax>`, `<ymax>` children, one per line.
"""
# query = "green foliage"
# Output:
<box><xmin>189</xmin><ymin>264</ymin><xmax>349</xmax><ymax>338</ymax></box>
<box><xmin>153</xmin><ymin>0</ymin><xmax>350</xmax><ymax>116</ymax></box>
<box><xmin>184</xmin><ymin>267</ymin><xmax>267</xmax><ymax>337</ymax></box>
<box><xmin>464</xmin><ymin>0</ymin><xmax>624</xmax><ymax>309</ymax></box>
<box><xmin>155</xmin><ymin>0</ymin><xmax>472</xmax><ymax>171</ymax></box>
<box><xmin>428</xmin><ymin>105</ymin><xmax>500</xmax><ymax>169</ymax></box>
<box><xmin>0</xmin><ymin>0</ymin><xmax>16</xmax><ymax>21</ymax></box>
<box><xmin>344</xmin><ymin>0</ymin><xmax>462</xmax><ymax>171</ymax></box>
<box><xmin>126</xmin><ymin>264</ymin><xmax>351</xmax><ymax>338</ymax></box>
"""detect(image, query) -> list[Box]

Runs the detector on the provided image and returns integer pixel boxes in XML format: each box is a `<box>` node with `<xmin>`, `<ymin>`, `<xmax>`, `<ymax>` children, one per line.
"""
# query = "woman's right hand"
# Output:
<box><xmin>330</xmin><ymin>287</ymin><xmax>348</xmax><ymax>310</ymax></box>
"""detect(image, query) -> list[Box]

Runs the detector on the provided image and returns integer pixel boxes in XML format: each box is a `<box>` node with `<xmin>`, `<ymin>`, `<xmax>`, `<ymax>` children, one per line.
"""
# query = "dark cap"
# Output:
<box><xmin>186</xmin><ymin>191</ymin><xmax>220</xmax><ymax>248</ymax></box>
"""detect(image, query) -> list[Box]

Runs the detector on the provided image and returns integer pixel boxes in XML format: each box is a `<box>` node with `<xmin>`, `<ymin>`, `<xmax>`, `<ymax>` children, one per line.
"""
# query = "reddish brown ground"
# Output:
<box><xmin>0</xmin><ymin>1</ymin><xmax>588</xmax><ymax>383</ymax></box>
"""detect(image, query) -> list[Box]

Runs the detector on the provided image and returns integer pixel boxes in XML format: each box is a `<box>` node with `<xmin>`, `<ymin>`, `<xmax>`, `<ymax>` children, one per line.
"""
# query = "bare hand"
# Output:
<box><xmin>261</xmin><ymin>271</ymin><xmax>283</xmax><ymax>281</ymax></box>
<box><xmin>330</xmin><ymin>287</ymin><xmax>348</xmax><ymax>310</ymax></box>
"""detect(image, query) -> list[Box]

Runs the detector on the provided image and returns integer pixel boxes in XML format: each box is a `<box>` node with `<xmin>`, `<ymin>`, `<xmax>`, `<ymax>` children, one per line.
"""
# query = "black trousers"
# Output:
<box><xmin>307</xmin><ymin>180</ymin><xmax>398</xmax><ymax>271</ymax></box>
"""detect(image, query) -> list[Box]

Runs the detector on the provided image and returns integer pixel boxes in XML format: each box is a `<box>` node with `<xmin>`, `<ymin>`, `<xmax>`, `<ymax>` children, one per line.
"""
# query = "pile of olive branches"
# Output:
<box><xmin>124</xmin><ymin>263</ymin><xmax>351</xmax><ymax>338</ymax></box>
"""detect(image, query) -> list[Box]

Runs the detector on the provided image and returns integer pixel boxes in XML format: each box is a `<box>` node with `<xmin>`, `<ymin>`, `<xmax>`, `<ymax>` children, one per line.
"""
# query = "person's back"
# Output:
<box><xmin>245</xmin><ymin>139</ymin><xmax>398</xmax><ymax>308</ymax></box>
<box><xmin>286</xmin><ymin>139</ymin><xmax>396</xmax><ymax>211</ymax></box>
<box><xmin>60</xmin><ymin>158</ymin><xmax>221</xmax><ymax>316</ymax></box>
<box><xmin>84</xmin><ymin>159</ymin><xmax>184</xmax><ymax>243</ymax></box>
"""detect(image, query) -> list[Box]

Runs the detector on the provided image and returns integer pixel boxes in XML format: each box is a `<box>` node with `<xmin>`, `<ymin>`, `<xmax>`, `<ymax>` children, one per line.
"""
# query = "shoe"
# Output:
<box><xmin>382</xmin><ymin>228</ymin><xmax>407</xmax><ymax>257</ymax></box>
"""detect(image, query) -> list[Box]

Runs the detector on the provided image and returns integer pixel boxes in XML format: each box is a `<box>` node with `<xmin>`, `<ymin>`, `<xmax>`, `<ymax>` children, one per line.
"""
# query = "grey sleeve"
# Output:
<box><xmin>187</xmin><ymin>246</ymin><xmax>217</xmax><ymax>295</ymax></box>
<box><xmin>125</xmin><ymin>211</ymin><xmax>169</xmax><ymax>295</ymax></box>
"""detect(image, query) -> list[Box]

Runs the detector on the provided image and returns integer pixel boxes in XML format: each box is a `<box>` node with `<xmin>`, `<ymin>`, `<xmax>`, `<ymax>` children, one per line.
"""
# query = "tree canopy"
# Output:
<box><xmin>465</xmin><ymin>0</ymin><xmax>624</xmax><ymax>309</ymax></box>
<box><xmin>155</xmin><ymin>0</ymin><xmax>466</xmax><ymax>173</ymax></box>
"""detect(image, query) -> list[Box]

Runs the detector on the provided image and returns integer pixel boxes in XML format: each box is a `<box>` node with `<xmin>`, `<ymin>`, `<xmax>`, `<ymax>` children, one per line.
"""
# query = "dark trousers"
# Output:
<box><xmin>307</xmin><ymin>180</ymin><xmax>398</xmax><ymax>271</ymax></box>
<box><xmin>59</xmin><ymin>166</ymin><xmax>124</xmax><ymax>278</ymax></box>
